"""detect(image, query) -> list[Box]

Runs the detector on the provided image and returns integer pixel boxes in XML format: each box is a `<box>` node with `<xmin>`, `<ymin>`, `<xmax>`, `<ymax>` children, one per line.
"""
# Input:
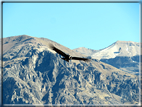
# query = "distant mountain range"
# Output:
<box><xmin>1</xmin><ymin>35</ymin><xmax>140</xmax><ymax>105</ymax></box>
<box><xmin>74</xmin><ymin>40</ymin><xmax>140</xmax><ymax>59</ymax></box>
<box><xmin>73</xmin><ymin>47</ymin><xmax>97</xmax><ymax>56</ymax></box>
<box><xmin>73</xmin><ymin>41</ymin><xmax>141</xmax><ymax>75</ymax></box>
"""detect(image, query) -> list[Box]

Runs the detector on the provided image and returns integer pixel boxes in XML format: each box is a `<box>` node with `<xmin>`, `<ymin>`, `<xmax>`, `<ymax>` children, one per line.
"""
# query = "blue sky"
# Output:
<box><xmin>3</xmin><ymin>2</ymin><xmax>140</xmax><ymax>50</ymax></box>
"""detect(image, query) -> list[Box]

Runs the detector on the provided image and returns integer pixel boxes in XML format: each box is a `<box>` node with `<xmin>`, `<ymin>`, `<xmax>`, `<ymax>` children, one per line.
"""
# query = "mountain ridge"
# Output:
<box><xmin>1</xmin><ymin>35</ymin><xmax>140</xmax><ymax>105</ymax></box>
<box><xmin>72</xmin><ymin>40</ymin><xmax>140</xmax><ymax>75</ymax></box>
<box><xmin>73</xmin><ymin>47</ymin><xmax>97</xmax><ymax>56</ymax></box>
<box><xmin>74</xmin><ymin>40</ymin><xmax>140</xmax><ymax>60</ymax></box>
<box><xmin>93</xmin><ymin>40</ymin><xmax>140</xmax><ymax>59</ymax></box>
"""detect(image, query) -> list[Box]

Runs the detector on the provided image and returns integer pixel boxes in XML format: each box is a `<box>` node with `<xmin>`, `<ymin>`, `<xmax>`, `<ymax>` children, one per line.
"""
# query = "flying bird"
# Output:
<box><xmin>49</xmin><ymin>44</ymin><xmax>91</xmax><ymax>62</ymax></box>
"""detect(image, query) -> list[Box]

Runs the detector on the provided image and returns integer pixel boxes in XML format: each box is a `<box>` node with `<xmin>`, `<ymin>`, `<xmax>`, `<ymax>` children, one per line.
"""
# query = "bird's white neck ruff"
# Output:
<box><xmin>69</xmin><ymin>56</ymin><xmax>72</xmax><ymax>59</ymax></box>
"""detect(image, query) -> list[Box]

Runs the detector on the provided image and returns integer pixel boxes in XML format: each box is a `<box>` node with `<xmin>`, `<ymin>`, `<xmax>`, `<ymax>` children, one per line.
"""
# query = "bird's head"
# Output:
<box><xmin>69</xmin><ymin>56</ymin><xmax>72</xmax><ymax>60</ymax></box>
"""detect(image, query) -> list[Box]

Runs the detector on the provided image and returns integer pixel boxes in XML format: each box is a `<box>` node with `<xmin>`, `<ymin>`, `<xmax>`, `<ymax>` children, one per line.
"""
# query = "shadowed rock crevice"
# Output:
<box><xmin>52</xmin><ymin>72</ymin><xmax>66</xmax><ymax>104</ymax></box>
<box><xmin>34</xmin><ymin>51</ymin><xmax>55</xmax><ymax>73</ymax></box>
<box><xmin>3</xmin><ymin>77</ymin><xmax>18</xmax><ymax>104</ymax></box>
<box><xmin>94</xmin><ymin>70</ymin><xmax>101</xmax><ymax>84</ymax></box>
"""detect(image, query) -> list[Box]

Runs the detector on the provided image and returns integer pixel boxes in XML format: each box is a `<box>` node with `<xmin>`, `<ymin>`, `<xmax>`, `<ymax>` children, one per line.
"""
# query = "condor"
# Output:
<box><xmin>49</xmin><ymin>44</ymin><xmax>91</xmax><ymax>62</ymax></box>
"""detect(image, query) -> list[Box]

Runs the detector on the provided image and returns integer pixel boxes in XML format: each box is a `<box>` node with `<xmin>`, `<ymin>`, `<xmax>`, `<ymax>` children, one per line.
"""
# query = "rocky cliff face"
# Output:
<box><xmin>2</xmin><ymin>35</ymin><xmax>140</xmax><ymax>105</ymax></box>
<box><xmin>100</xmin><ymin>55</ymin><xmax>140</xmax><ymax>75</ymax></box>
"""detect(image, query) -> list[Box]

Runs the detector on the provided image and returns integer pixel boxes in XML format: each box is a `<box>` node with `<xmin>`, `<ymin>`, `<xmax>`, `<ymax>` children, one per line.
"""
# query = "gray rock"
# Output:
<box><xmin>2</xmin><ymin>35</ymin><xmax>140</xmax><ymax>105</ymax></box>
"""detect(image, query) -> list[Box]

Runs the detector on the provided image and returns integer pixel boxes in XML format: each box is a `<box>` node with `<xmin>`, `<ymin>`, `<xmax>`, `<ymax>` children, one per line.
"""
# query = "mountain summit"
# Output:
<box><xmin>2</xmin><ymin>35</ymin><xmax>140</xmax><ymax>105</ymax></box>
<box><xmin>73</xmin><ymin>41</ymin><xmax>140</xmax><ymax>75</ymax></box>
<box><xmin>91</xmin><ymin>41</ymin><xmax>140</xmax><ymax>60</ymax></box>
<box><xmin>73</xmin><ymin>47</ymin><xmax>97</xmax><ymax>56</ymax></box>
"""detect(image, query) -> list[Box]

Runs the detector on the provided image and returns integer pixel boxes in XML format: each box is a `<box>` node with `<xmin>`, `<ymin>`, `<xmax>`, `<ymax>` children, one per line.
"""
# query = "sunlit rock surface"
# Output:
<box><xmin>2</xmin><ymin>35</ymin><xmax>140</xmax><ymax>105</ymax></box>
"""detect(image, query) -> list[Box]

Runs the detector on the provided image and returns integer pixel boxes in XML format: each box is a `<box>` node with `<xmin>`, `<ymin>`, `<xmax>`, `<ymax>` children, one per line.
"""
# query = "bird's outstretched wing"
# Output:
<box><xmin>71</xmin><ymin>57</ymin><xmax>91</xmax><ymax>62</ymax></box>
<box><xmin>49</xmin><ymin>44</ymin><xmax>69</xmax><ymax>57</ymax></box>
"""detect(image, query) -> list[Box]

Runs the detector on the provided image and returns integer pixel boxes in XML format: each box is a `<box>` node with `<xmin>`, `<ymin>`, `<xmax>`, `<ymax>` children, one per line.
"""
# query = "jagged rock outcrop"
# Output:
<box><xmin>100</xmin><ymin>55</ymin><xmax>140</xmax><ymax>75</ymax></box>
<box><xmin>2</xmin><ymin>35</ymin><xmax>140</xmax><ymax>105</ymax></box>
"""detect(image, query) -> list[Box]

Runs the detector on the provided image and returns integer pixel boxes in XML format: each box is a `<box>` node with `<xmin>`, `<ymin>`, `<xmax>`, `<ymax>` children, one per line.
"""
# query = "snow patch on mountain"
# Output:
<box><xmin>91</xmin><ymin>41</ymin><xmax>140</xmax><ymax>60</ymax></box>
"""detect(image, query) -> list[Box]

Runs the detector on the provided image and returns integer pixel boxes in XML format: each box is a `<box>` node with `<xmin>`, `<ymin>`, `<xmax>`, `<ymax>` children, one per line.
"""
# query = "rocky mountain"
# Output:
<box><xmin>74</xmin><ymin>41</ymin><xmax>141</xmax><ymax>75</ymax></box>
<box><xmin>74</xmin><ymin>41</ymin><xmax>140</xmax><ymax>59</ymax></box>
<box><xmin>96</xmin><ymin>41</ymin><xmax>140</xmax><ymax>75</ymax></box>
<box><xmin>2</xmin><ymin>35</ymin><xmax>140</xmax><ymax>105</ymax></box>
<box><xmin>91</xmin><ymin>41</ymin><xmax>140</xmax><ymax>60</ymax></box>
<box><xmin>73</xmin><ymin>47</ymin><xmax>97</xmax><ymax>56</ymax></box>
<box><xmin>100</xmin><ymin>55</ymin><xmax>140</xmax><ymax>75</ymax></box>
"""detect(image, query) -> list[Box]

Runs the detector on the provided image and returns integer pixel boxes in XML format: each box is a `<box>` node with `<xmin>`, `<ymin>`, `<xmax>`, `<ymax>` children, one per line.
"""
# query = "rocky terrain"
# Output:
<box><xmin>91</xmin><ymin>41</ymin><xmax>140</xmax><ymax>60</ymax></box>
<box><xmin>100</xmin><ymin>55</ymin><xmax>140</xmax><ymax>75</ymax></box>
<box><xmin>74</xmin><ymin>41</ymin><xmax>141</xmax><ymax>75</ymax></box>
<box><xmin>2</xmin><ymin>35</ymin><xmax>140</xmax><ymax>105</ymax></box>
<box><xmin>73</xmin><ymin>47</ymin><xmax>97</xmax><ymax>56</ymax></box>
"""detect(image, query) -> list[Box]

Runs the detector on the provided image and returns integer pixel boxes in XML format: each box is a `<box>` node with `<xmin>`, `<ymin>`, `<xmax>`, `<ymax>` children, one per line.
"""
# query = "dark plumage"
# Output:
<box><xmin>49</xmin><ymin>44</ymin><xmax>91</xmax><ymax>62</ymax></box>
